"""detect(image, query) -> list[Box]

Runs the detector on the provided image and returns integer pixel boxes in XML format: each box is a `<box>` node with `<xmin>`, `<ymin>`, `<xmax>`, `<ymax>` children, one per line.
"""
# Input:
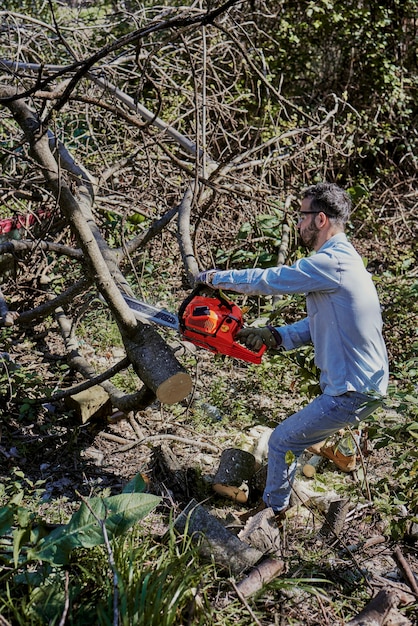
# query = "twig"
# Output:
<box><xmin>230</xmin><ymin>579</ymin><xmax>262</xmax><ymax>626</ymax></box>
<box><xmin>316</xmin><ymin>593</ymin><xmax>331</xmax><ymax>625</ymax></box>
<box><xmin>57</xmin><ymin>570</ymin><xmax>70</xmax><ymax>626</ymax></box>
<box><xmin>393</xmin><ymin>546</ymin><xmax>418</xmax><ymax>595</ymax></box>
<box><xmin>372</xmin><ymin>573</ymin><xmax>418</xmax><ymax>597</ymax></box>
<box><xmin>100</xmin><ymin>432</ymin><xmax>135</xmax><ymax>445</ymax></box>
<box><xmin>128</xmin><ymin>412</ymin><xmax>146</xmax><ymax>440</ymax></box>
<box><xmin>36</xmin><ymin>357</ymin><xmax>131</xmax><ymax>403</ymax></box>
<box><xmin>345</xmin><ymin>502</ymin><xmax>374</xmax><ymax>521</ymax></box>
<box><xmin>349</xmin><ymin>425</ymin><xmax>372</xmax><ymax>501</ymax></box>
<box><xmin>115</xmin><ymin>433</ymin><xmax>221</xmax><ymax>453</ymax></box>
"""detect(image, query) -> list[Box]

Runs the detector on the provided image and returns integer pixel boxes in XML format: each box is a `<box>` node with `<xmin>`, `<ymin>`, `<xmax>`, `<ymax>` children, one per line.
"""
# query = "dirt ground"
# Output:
<box><xmin>1</xmin><ymin>322</ymin><xmax>417</xmax><ymax>625</ymax></box>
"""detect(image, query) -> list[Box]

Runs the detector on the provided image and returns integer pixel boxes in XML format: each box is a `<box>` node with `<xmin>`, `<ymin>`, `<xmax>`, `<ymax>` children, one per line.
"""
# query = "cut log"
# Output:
<box><xmin>173</xmin><ymin>499</ymin><xmax>263</xmax><ymax>575</ymax></box>
<box><xmin>346</xmin><ymin>588</ymin><xmax>414</xmax><ymax>626</ymax></box>
<box><xmin>122</xmin><ymin>324</ymin><xmax>192</xmax><ymax>405</ymax></box>
<box><xmin>250</xmin><ymin>463</ymin><xmax>268</xmax><ymax>497</ymax></box>
<box><xmin>212</xmin><ymin>448</ymin><xmax>256</xmax><ymax>503</ymax></box>
<box><xmin>234</xmin><ymin>557</ymin><xmax>285</xmax><ymax>598</ymax></box>
<box><xmin>212</xmin><ymin>481</ymin><xmax>250</xmax><ymax>504</ymax></box>
<box><xmin>302</xmin><ymin>454</ymin><xmax>324</xmax><ymax>478</ymax></box>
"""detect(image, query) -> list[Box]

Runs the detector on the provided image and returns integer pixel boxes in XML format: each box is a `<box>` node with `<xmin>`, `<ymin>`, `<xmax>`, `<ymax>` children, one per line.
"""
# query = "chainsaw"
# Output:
<box><xmin>119</xmin><ymin>286</ymin><xmax>266</xmax><ymax>364</ymax></box>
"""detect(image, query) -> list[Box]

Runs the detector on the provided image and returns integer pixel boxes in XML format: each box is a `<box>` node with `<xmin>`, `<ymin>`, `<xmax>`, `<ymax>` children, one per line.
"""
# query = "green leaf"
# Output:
<box><xmin>13</xmin><ymin>527</ymin><xmax>29</xmax><ymax>567</ymax></box>
<box><xmin>29</xmin><ymin>492</ymin><xmax>160</xmax><ymax>565</ymax></box>
<box><xmin>285</xmin><ymin>450</ymin><xmax>296</xmax><ymax>466</ymax></box>
<box><xmin>237</xmin><ymin>221</ymin><xmax>252</xmax><ymax>238</ymax></box>
<box><xmin>0</xmin><ymin>506</ymin><xmax>13</xmax><ymax>535</ymax></box>
<box><xmin>122</xmin><ymin>472</ymin><xmax>147</xmax><ymax>494</ymax></box>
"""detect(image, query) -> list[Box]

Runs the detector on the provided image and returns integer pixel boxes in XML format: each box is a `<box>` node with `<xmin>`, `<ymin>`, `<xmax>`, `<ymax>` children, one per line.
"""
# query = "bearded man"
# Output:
<box><xmin>196</xmin><ymin>182</ymin><xmax>388</xmax><ymax>519</ymax></box>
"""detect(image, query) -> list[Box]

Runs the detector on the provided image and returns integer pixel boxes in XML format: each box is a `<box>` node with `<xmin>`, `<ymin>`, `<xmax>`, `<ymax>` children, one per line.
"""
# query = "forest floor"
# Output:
<box><xmin>1</xmin><ymin>320</ymin><xmax>417</xmax><ymax>625</ymax></box>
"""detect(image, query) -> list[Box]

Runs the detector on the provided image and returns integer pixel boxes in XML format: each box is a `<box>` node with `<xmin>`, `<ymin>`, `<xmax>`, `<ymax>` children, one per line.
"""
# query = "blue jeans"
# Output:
<box><xmin>264</xmin><ymin>392</ymin><xmax>381</xmax><ymax>512</ymax></box>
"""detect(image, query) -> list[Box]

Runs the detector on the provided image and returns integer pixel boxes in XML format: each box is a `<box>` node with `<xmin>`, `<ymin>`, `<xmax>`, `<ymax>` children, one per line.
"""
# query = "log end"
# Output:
<box><xmin>213</xmin><ymin>482</ymin><xmax>249</xmax><ymax>503</ymax></box>
<box><xmin>302</xmin><ymin>463</ymin><xmax>317</xmax><ymax>478</ymax></box>
<box><xmin>156</xmin><ymin>371</ymin><xmax>193</xmax><ymax>405</ymax></box>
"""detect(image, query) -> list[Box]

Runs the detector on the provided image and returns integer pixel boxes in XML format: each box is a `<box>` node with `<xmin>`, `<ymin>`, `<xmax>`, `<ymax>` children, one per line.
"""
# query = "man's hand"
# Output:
<box><xmin>236</xmin><ymin>327</ymin><xmax>279</xmax><ymax>351</ymax></box>
<box><xmin>194</xmin><ymin>269</ymin><xmax>218</xmax><ymax>288</ymax></box>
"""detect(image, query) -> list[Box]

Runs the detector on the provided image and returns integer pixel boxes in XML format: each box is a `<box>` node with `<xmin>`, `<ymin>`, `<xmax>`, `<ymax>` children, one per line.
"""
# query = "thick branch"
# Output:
<box><xmin>0</xmin><ymin>239</ymin><xmax>83</xmax><ymax>260</ymax></box>
<box><xmin>1</xmin><ymin>85</ymin><xmax>192</xmax><ymax>406</ymax></box>
<box><xmin>16</xmin><ymin>278</ymin><xmax>90</xmax><ymax>325</ymax></box>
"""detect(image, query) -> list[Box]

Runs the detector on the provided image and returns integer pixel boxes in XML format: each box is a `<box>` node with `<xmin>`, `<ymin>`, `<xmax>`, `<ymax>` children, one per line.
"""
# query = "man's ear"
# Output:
<box><xmin>315</xmin><ymin>211</ymin><xmax>328</xmax><ymax>228</ymax></box>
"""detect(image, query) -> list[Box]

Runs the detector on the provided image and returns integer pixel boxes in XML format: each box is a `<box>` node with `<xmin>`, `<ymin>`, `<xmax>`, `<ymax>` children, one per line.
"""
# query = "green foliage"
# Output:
<box><xmin>0</xmin><ymin>471</ymin><xmax>159</xmax><ymax>574</ymax></box>
<box><xmin>96</xmin><ymin>530</ymin><xmax>213</xmax><ymax>626</ymax></box>
<box><xmin>280</xmin><ymin>347</ymin><xmax>321</xmax><ymax>399</ymax></box>
<box><xmin>378</xmin><ymin>275</ymin><xmax>418</xmax><ymax>379</ymax></box>
<box><xmin>30</xmin><ymin>491</ymin><xmax>160</xmax><ymax>565</ymax></box>
<box><xmin>0</xmin><ymin>486</ymin><xmax>215</xmax><ymax>625</ymax></box>
<box><xmin>366</xmin><ymin>389</ymin><xmax>418</xmax><ymax>538</ymax></box>
<box><xmin>0</xmin><ymin>348</ymin><xmax>45</xmax><ymax>406</ymax></box>
<box><xmin>215</xmin><ymin>207</ymin><xmax>288</xmax><ymax>269</ymax></box>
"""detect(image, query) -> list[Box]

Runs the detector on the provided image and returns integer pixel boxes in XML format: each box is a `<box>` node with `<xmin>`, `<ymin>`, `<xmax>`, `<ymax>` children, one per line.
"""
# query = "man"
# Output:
<box><xmin>196</xmin><ymin>182</ymin><xmax>389</xmax><ymax>517</ymax></box>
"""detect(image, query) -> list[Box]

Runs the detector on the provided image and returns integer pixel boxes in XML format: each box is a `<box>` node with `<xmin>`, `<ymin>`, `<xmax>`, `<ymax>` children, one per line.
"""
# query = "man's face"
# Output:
<box><xmin>297</xmin><ymin>197</ymin><xmax>320</xmax><ymax>250</ymax></box>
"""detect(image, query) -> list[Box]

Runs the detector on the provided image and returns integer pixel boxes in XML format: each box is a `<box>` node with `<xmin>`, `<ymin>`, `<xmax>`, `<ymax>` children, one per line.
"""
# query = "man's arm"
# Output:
<box><xmin>196</xmin><ymin>255</ymin><xmax>340</xmax><ymax>297</ymax></box>
<box><xmin>237</xmin><ymin>318</ymin><xmax>311</xmax><ymax>352</ymax></box>
<box><xmin>278</xmin><ymin>317</ymin><xmax>311</xmax><ymax>350</ymax></box>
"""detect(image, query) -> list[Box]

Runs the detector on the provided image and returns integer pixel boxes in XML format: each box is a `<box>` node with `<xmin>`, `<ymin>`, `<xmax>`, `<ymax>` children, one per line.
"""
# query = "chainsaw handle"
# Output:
<box><xmin>178</xmin><ymin>286</ymin><xmax>200</xmax><ymax>330</ymax></box>
<box><xmin>178</xmin><ymin>285</ymin><xmax>232</xmax><ymax>329</ymax></box>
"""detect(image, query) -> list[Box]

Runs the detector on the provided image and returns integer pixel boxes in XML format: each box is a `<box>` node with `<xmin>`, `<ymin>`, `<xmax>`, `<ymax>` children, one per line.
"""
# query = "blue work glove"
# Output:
<box><xmin>236</xmin><ymin>326</ymin><xmax>281</xmax><ymax>350</ymax></box>
<box><xmin>194</xmin><ymin>269</ymin><xmax>218</xmax><ymax>288</ymax></box>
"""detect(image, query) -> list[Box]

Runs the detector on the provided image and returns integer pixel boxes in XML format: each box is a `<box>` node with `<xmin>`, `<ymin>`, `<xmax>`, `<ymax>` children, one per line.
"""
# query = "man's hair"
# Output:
<box><xmin>302</xmin><ymin>182</ymin><xmax>351</xmax><ymax>226</ymax></box>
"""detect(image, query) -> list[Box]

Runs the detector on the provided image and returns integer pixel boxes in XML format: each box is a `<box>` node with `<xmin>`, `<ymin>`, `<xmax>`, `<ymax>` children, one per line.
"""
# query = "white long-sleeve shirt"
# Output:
<box><xmin>211</xmin><ymin>233</ymin><xmax>389</xmax><ymax>396</ymax></box>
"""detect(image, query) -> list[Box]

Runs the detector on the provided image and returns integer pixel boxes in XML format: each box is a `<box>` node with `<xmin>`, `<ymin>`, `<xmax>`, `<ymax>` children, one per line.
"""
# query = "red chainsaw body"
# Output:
<box><xmin>179</xmin><ymin>293</ymin><xmax>266</xmax><ymax>364</ymax></box>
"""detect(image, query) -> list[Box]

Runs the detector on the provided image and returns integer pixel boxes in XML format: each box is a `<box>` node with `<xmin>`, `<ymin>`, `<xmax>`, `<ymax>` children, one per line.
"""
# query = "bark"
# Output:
<box><xmin>234</xmin><ymin>557</ymin><xmax>285</xmax><ymax>598</ymax></box>
<box><xmin>393</xmin><ymin>546</ymin><xmax>418</xmax><ymax>595</ymax></box>
<box><xmin>122</xmin><ymin>323</ymin><xmax>192</xmax><ymax>404</ymax></box>
<box><xmin>173</xmin><ymin>499</ymin><xmax>263</xmax><ymax>575</ymax></box>
<box><xmin>346</xmin><ymin>588</ymin><xmax>414</xmax><ymax>626</ymax></box>
<box><xmin>318</xmin><ymin>498</ymin><xmax>351</xmax><ymax>539</ymax></box>
<box><xmin>152</xmin><ymin>444</ymin><xmax>189</xmax><ymax>499</ymax></box>
<box><xmin>238</xmin><ymin>507</ymin><xmax>282</xmax><ymax>555</ymax></box>
<box><xmin>1</xmin><ymin>85</ymin><xmax>192</xmax><ymax>407</ymax></box>
<box><xmin>212</xmin><ymin>448</ymin><xmax>256</xmax><ymax>504</ymax></box>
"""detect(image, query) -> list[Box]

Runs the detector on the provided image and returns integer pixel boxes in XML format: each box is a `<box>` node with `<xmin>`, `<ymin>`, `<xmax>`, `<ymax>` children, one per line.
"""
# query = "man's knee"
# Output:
<box><xmin>268</xmin><ymin>423</ymin><xmax>301</xmax><ymax>456</ymax></box>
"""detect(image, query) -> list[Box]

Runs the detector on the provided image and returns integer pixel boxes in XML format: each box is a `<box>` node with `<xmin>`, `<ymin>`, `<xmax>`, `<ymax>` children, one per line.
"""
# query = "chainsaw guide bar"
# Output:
<box><xmin>121</xmin><ymin>293</ymin><xmax>179</xmax><ymax>329</ymax></box>
<box><xmin>119</xmin><ymin>288</ymin><xmax>266</xmax><ymax>364</ymax></box>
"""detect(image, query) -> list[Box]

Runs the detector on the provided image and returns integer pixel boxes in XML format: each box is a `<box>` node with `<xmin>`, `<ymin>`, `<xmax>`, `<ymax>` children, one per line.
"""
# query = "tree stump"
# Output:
<box><xmin>238</xmin><ymin>507</ymin><xmax>282</xmax><ymax>555</ymax></box>
<box><xmin>319</xmin><ymin>498</ymin><xmax>351</xmax><ymax>539</ymax></box>
<box><xmin>173</xmin><ymin>499</ymin><xmax>263</xmax><ymax>575</ymax></box>
<box><xmin>212</xmin><ymin>449</ymin><xmax>257</xmax><ymax>503</ymax></box>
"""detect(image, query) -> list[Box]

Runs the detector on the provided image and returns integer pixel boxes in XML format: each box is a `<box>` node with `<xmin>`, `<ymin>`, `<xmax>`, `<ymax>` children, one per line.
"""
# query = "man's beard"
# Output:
<box><xmin>300</xmin><ymin>220</ymin><xmax>320</xmax><ymax>250</ymax></box>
